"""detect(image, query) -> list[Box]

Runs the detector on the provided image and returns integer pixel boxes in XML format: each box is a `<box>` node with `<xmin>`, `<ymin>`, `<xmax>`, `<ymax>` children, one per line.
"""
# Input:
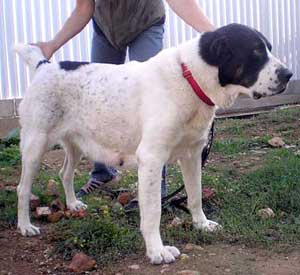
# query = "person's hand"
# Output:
<box><xmin>32</xmin><ymin>41</ymin><xmax>57</xmax><ymax>60</ymax></box>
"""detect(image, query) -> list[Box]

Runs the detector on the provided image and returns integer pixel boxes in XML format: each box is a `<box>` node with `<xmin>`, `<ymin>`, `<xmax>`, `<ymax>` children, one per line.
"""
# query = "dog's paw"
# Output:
<box><xmin>194</xmin><ymin>219</ymin><xmax>222</xmax><ymax>232</ymax></box>
<box><xmin>68</xmin><ymin>200</ymin><xmax>88</xmax><ymax>211</ymax></box>
<box><xmin>18</xmin><ymin>223</ymin><xmax>40</xmax><ymax>236</ymax></box>
<box><xmin>148</xmin><ymin>246</ymin><xmax>180</xmax><ymax>265</ymax></box>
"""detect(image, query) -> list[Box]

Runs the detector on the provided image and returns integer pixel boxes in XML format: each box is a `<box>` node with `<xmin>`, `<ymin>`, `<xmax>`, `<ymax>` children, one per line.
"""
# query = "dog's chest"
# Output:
<box><xmin>181</xmin><ymin>108</ymin><xmax>214</xmax><ymax>144</ymax></box>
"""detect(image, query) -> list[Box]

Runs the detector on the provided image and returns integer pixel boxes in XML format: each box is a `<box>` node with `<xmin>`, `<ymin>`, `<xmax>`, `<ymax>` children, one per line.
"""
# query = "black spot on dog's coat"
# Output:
<box><xmin>36</xmin><ymin>59</ymin><xmax>50</xmax><ymax>69</ymax></box>
<box><xmin>59</xmin><ymin>61</ymin><xmax>90</xmax><ymax>71</ymax></box>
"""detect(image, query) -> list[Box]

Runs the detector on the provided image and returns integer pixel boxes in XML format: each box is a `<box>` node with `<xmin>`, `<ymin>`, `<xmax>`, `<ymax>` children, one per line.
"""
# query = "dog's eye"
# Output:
<box><xmin>235</xmin><ymin>65</ymin><xmax>244</xmax><ymax>78</ymax></box>
<box><xmin>253</xmin><ymin>49</ymin><xmax>263</xmax><ymax>56</ymax></box>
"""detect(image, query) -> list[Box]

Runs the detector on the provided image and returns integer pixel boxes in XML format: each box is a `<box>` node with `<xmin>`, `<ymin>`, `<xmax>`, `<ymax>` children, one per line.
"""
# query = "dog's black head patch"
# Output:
<box><xmin>59</xmin><ymin>61</ymin><xmax>90</xmax><ymax>71</ymax></box>
<box><xmin>200</xmin><ymin>24</ymin><xmax>271</xmax><ymax>87</ymax></box>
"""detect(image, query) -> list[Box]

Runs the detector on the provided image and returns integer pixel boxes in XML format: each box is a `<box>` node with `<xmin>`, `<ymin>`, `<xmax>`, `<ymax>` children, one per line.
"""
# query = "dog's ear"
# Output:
<box><xmin>218</xmin><ymin>64</ymin><xmax>233</xmax><ymax>87</ymax></box>
<box><xmin>200</xmin><ymin>32</ymin><xmax>232</xmax><ymax>67</ymax></box>
<box><xmin>200</xmin><ymin>32</ymin><xmax>234</xmax><ymax>86</ymax></box>
<box><xmin>210</xmin><ymin>36</ymin><xmax>232</xmax><ymax>65</ymax></box>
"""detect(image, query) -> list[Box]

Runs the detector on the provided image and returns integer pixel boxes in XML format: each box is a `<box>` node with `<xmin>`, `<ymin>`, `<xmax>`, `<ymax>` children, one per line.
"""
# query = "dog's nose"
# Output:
<box><xmin>278</xmin><ymin>68</ymin><xmax>293</xmax><ymax>83</ymax></box>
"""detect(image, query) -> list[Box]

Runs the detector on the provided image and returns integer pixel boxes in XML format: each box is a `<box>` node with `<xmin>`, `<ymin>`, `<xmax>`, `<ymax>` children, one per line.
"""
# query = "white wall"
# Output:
<box><xmin>1</xmin><ymin>0</ymin><xmax>299</xmax><ymax>99</ymax></box>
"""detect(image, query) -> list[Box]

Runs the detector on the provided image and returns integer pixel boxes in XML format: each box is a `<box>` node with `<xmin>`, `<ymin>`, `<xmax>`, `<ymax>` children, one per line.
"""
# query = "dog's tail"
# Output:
<box><xmin>14</xmin><ymin>44</ymin><xmax>50</xmax><ymax>71</ymax></box>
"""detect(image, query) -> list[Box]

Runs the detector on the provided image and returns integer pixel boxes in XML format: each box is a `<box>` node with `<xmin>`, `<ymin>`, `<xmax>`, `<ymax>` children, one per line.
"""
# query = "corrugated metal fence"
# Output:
<box><xmin>1</xmin><ymin>0</ymin><xmax>299</xmax><ymax>99</ymax></box>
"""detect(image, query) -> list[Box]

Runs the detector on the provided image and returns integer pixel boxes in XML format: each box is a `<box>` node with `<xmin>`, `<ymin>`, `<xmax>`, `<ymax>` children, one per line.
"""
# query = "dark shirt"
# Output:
<box><xmin>93</xmin><ymin>0</ymin><xmax>165</xmax><ymax>50</ymax></box>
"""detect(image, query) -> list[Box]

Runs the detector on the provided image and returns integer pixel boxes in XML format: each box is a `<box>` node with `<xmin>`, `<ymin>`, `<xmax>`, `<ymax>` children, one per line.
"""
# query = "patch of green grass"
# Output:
<box><xmin>0</xmin><ymin>166</ymin><xmax>14</xmax><ymax>177</ymax></box>
<box><xmin>212</xmin><ymin>138</ymin><xmax>250</xmax><ymax>155</ymax></box>
<box><xmin>259</xmin><ymin>107</ymin><xmax>300</xmax><ymax>124</ymax></box>
<box><xmin>216</xmin><ymin>118</ymin><xmax>257</xmax><ymax>137</ymax></box>
<box><xmin>0</xmin><ymin>144</ymin><xmax>21</xmax><ymax>167</ymax></box>
<box><xmin>52</xmin><ymin>215</ymin><xmax>141</xmax><ymax>265</ymax></box>
<box><xmin>0</xmin><ymin>190</ymin><xmax>17</xmax><ymax>229</ymax></box>
<box><xmin>206</xmin><ymin>149</ymin><xmax>300</xmax><ymax>246</ymax></box>
<box><xmin>1</xmin><ymin>128</ymin><xmax>20</xmax><ymax>147</ymax></box>
<box><xmin>0</xmin><ymin>128</ymin><xmax>21</xmax><ymax>167</ymax></box>
<box><xmin>212</xmin><ymin>135</ymin><xmax>270</xmax><ymax>156</ymax></box>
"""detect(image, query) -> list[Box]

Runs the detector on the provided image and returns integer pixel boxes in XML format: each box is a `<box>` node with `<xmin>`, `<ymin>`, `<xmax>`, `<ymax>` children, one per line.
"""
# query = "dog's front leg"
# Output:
<box><xmin>137</xmin><ymin>148</ymin><xmax>180</xmax><ymax>264</ymax></box>
<box><xmin>179</xmin><ymin>148</ymin><xmax>221</xmax><ymax>232</ymax></box>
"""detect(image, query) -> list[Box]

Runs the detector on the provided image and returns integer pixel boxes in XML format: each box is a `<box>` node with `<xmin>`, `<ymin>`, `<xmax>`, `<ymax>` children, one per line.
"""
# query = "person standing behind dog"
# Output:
<box><xmin>35</xmin><ymin>0</ymin><xmax>214</xmax><ymax>200</ymax></box>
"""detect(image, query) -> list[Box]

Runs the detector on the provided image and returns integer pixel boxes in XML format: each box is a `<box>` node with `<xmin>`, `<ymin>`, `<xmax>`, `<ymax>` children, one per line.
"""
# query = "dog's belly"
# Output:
<box><xmin>69</xmin><ymin>132</ymin><xmax>139</xmax><ymax>169</ymax></box>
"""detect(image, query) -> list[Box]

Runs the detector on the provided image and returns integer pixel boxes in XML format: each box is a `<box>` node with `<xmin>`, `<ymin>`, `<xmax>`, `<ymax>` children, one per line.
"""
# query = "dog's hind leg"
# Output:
<box><xmin>179</xmin><ymin>147</ymin><xmax>221</xmax><ymax>232</ymax></box>
<box><xmin>17</xmin><ymin>132</ymin><xmax>48</xmax><ymax>236</ymax></box>
<box><xmin>137</xmin><ymin>145</ymin><xmax>180</xmax><ymax>264</ymax></box>
<box><xmin>60</xmin><ymin>141</ymin><xmax>87</xmax><ymax>211</ymax></box>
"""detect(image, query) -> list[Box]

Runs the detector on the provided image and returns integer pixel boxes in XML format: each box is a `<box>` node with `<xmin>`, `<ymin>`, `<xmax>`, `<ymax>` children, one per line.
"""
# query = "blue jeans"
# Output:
<box><xmin>90</xmin><ymin>24</ymin><xmax>167</xmax><ymax>197</ymax></box>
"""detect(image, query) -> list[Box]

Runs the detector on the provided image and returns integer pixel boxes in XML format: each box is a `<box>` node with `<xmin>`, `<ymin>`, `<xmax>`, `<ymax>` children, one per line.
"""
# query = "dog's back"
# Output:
<box><xmin>15</xmin><ymin>45</ymin><xmax>147</xmax><ymax>160</ymax></box>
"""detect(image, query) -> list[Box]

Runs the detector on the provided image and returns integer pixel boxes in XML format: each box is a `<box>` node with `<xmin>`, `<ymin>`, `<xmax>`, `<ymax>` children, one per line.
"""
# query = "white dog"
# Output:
<box><xmin>15</xmin><ymin>24</ymin><xmax>292</xmax><ymax>264</ymax></box>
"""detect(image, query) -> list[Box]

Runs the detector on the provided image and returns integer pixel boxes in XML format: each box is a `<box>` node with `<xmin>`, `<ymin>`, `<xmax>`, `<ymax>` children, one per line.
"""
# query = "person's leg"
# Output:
<box><xmin>128</xmin><ymin>24</ymin><xmax>168</xmax><ymax>198</ymax></box>
<box><xmin>128</xmin><ymin>24</ymin><xmax>164</xmax><ymax>62</ymax></box>
<box><xmin>77</xmin><ymin>31</ymin><xmax>126</xmax><ymax>197</ymax></box>
<box><xmin>91</xmin><ymin>30</ymin><xmax>126</xmax><ymax>64</ymax></box>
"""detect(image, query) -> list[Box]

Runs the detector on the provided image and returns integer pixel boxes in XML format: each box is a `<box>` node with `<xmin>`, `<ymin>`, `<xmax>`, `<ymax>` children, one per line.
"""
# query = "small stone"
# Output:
<box><xmin>47</xmin><ymin>211</ymin><xmax>64</xmax><ymax>223</ymax></box>
<box><xmin>128</xmin><ymin>264</ymin><xmax>140</xmax><ymax>270</ymax></box>
<box><xmin>180</xmin><ymin>254</ymin><xmax>190</xmax><ymax>261</ymax></box>
<box><xmin>161</xmin><ymin>268</ymin><xmax>170</xmax><ymax>273</ymax></box>
<box><xmin>202</xmin><ymin>186</ymin><xmax>215</xmax><ymax>200</ymax></box>
<box><xmin>30</xmin><ymin>194</ymin><xmax>40</xmax><ymax>210</ymax></box>
<box><xmin>171</xmin><ymin>217</ymin><xmax>183</xmax><ymax>227</ymax></box>
<box><xmin>225</xmin><ymin>268</ymin><xmax>231</xmax><ymax>272</ymax></box>
<box><xmin>268</xmin><ymin>137</ymin><xmax>285</xmax><ymax>148</ymax></box>
<box><xmin>117</xmin><ymin>192</ymin><xmax>133</xmax><ymax>206</ymax></box>
<box><xmin>50</xmin><ymin>198</ymin><xmax>65</xmax><ymax>212</ymax></box>
<box><xmin>177</xmin><ymin>270</ymin><xmax>200</xmax><ymax>275</ymax></box>
<box><xmin>47</xmin><ymin>179</ymin><xmax>60</xmax><ymax>197</ymax></box>
<box><xmin>68</xmin><ymin>253</ymin><xmax>96</xmax><ymax>273</ymax></box>
<box><xmin>68</xmin><ymin>208</ymin><xmax>88</xmax><ymax>219</ymax></box>
<box><xmin>258</xmin><ymin>208</ymin><xmax>275</xmax><ymax>219</ymax></box>
<box><xmin>36</xmin><ymin>207</ymin><xmax>51</xmax><ymax>218</ymax></box>
<box><xmin>184</xmin><ymin>243</ymin><xmax>204</xmax><ymax>251</ymax></box>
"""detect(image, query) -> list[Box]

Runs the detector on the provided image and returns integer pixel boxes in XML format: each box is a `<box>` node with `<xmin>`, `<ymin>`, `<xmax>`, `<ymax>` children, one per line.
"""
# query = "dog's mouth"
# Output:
<box><xmin>277</xmin><ymin>87</ymin><xmax>287</xmax><ymax>94</ymax></box>
<box><xmin>253</xmin><ymin>91</ymin><xmax>263</xmax><ymax>100</ymax></box>
<box><xmin>253</xmin><ymin>84</ymin><xmax>288</xmax><ymax>100</ymax></box>
<box><xmin>269</xmin><ymin>84</ymin><xmax>288</xmax><ymax>95</ymax></box>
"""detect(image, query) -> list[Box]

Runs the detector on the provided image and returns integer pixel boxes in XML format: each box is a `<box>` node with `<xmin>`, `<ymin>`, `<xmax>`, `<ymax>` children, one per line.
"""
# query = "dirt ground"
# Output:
<box><xmin>1</xmin><ymin>149</ymin><xmax>300</xmax><ymax>275</ymax></box>
<box><xmin>1</xmin><ymin>226</ymin><xmax>300</xmax><ymax>275</ymax></box>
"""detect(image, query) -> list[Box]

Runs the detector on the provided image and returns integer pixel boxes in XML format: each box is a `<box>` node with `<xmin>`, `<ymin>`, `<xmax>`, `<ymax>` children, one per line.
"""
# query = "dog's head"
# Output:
<box><xmin>200</xmin><ymin>23</ymin><xmax>292</xmax><ymax>99</ymax></box>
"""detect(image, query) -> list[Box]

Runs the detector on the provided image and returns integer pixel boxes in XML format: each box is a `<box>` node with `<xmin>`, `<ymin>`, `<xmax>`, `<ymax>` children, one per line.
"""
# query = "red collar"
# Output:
<box><xmin>181</xmin><ymin>63</ymin><xmax>215</xmax><ymax>107</ymax></box>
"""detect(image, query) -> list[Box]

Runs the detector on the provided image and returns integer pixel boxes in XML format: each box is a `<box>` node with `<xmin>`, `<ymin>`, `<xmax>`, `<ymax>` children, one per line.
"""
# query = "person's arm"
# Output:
<box><xmin>166</xmin><ymin>0</ymin><xmax>215</xmax><ymax>32</ymax></box>
<box><xmin>36</xmin><ymin>0</ymin><xmax>95</xmax><ymax>60</ymax></box>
